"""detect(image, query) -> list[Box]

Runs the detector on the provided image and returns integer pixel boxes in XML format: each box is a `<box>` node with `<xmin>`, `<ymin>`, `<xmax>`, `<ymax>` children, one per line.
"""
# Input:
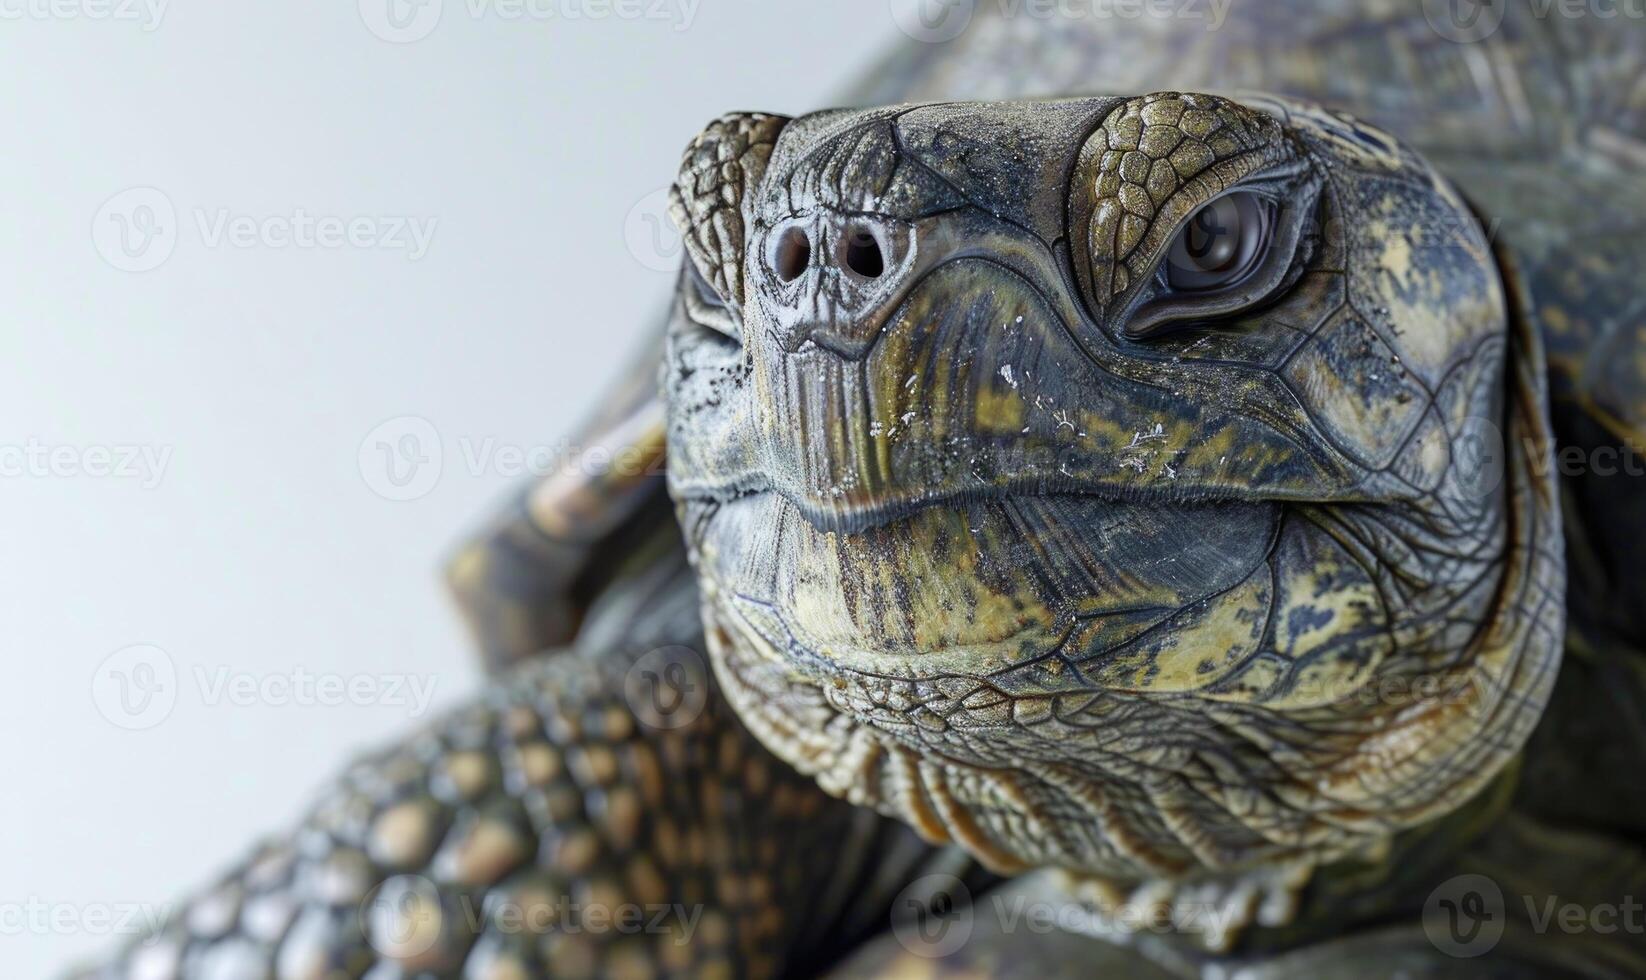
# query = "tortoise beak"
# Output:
<box><xmin>738</xmin><ymin>249</ymin><xmax>1343</xmax><ymax>535</ymax></box>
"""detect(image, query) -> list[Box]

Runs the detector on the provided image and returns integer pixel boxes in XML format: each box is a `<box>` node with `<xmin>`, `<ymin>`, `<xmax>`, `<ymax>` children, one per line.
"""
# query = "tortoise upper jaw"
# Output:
<box><xmin>665</xmin><ymin>193</ymin><xmax>1365</xmax><ymax>522</ymax></box>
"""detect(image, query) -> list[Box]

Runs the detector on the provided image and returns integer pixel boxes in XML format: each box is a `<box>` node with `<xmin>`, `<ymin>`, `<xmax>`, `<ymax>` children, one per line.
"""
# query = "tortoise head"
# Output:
<box><xmin>663</xmin><ymin>95</ymin><xmax>1563</xmax><ymax>888</ymax></box>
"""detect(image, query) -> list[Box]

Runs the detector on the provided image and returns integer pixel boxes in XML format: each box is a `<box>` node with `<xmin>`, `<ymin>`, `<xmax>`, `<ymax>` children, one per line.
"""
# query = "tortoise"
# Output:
<box><xmin>72</xmin><ymin>1</ymin><xmax>1646</xmax><ymax>977</ymax></box>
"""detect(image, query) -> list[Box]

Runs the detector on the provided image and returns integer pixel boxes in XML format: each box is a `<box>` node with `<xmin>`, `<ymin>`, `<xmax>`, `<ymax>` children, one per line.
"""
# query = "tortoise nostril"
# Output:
<box><xmin>843</xmin><ymin>227</ymin><xmax>884</xmax><ymax>279</ymax></box>
<box><xmin>771</xmin><ymin>226</ymin><xmax>811</xmax><ymax>283</ymax></box>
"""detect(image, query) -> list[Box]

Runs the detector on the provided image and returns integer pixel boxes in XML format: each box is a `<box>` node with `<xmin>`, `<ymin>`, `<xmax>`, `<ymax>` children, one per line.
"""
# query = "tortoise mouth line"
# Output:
<box><xmin>707</xmin><ymin>570</ymin><xmax>1220</xmax><ymax>694</ymax></box>
<box><xmin>690</xmin><ymin>488</ymin><xmax>1287</xmax><ymax>686</ymax></box>
<box><xmin>685</xmin><ymin>476</ymin><xmax>1278</xmax><ymax>536</ymax></box>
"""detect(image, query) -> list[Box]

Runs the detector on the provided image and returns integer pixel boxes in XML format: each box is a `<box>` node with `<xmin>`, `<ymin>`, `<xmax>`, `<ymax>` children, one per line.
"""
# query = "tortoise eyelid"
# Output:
<box><xmin>685</xmin><ymin>257</ymin><xmax>729</xmax><ymax>310</ymax></box>
<box><xmin>679</xmin><ymin>259</ymin><xmax>743</xmax><ymax>344</ymax></box>
<box><xmin>1120</xmin><ymin>173</ymin><xmax>1323</xmax><ymax>341</ymax></box>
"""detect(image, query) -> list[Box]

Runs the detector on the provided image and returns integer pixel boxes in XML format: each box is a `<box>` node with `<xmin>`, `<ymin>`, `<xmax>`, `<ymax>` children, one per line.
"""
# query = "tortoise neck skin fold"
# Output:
<box><xmin>663</xmin><ymin>93</ymin><xmax>1565</xmax><ymax>942</ymax></box>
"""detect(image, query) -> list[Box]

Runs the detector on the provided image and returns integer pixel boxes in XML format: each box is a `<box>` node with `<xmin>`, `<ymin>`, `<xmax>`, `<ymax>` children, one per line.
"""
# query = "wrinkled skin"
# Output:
<box><xmin>665</xmin><ymin>94</ymin><xmax>1563</xmax><ymax>906</ymax></box>
<box><xmin>61</xmin><ymin>3</ymin><xmax>1646</xmax><ymax>976</ymax></box>
<box><xmin>64</xmin><ymin>92</ymin><xmax>1576</xmax><ymax>980</ymax></box>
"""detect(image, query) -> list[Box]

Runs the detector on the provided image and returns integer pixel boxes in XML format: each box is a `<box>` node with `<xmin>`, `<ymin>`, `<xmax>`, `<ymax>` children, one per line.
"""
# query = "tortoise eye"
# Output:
<box><xmin>1163</xmin><ymin>192</ymin><xmax>1274</xmax><ymax>293</ymax></box>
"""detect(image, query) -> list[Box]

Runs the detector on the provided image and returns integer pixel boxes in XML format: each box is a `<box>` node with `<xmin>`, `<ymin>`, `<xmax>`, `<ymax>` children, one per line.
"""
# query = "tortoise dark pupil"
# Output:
<box><xmin>1186</xmin><ymin>208</ymin><xmax>1236</xmax><ymax>268</ymax></box>
<box><xmin>1164</xmin><ymin>191</ymin><xmax>1272</xmax><ymax>292</ymax></box>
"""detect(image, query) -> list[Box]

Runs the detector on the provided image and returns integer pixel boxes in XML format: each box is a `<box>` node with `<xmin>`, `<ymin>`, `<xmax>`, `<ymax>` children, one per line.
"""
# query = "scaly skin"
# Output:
<box><xmin>70</xmin><ymin>3</ymin><xmax>1646</xmax><ymax>975</ymax></box>
<box><xmin>665</xmin><ymin>93</ymin><xmax>1565</xmax><ymax>946</ymax></box>
<box><xmin>71</xmin><ymin>91</ymin><xmax>1576</xmax><ymax>978</ymax></box>
<box><xmin>69</xmin><ymin>638</ymin><xmax>987</xmax><ymax>979</ymax></box>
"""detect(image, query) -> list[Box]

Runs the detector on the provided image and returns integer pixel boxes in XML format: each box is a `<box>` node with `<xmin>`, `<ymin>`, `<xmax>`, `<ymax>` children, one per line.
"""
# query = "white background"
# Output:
<box><xmin>0</xmin><ymin>3</ymin><xmax>895</xmax><ymax>973</ymax></box>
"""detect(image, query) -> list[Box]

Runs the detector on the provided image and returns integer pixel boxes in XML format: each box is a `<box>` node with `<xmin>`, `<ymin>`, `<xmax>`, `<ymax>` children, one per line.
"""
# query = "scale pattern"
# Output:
<box><xmin>68</xmin><ymin>652</ymin><xmax>965</xmax><ymax>979</ymax></box>
<box><xmin>1076</xmin><ymin>92</ymin><xmax>1289</xmax><ymax>302</ymax></box>
<box><xmin>668</xmin><ymin>113</ymin><xmax>789</xmax><ymax>311</ymax></box>
<box><xmin>65</xmin><ymin>1</ymin><xmax>1646</xmax><ymax>976</ymax></box>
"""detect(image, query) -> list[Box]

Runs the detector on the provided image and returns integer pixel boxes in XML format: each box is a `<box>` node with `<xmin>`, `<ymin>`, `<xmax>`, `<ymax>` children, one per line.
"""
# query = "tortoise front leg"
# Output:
<box><xmin>68</xmin><ymin>649</ymin><xmax>959</xmax><ymax>979</ymax></box>
<box><xmin>444</xmin><ymin>332</ymin><xmax>674</xmax><ymax>675</ymax></box>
